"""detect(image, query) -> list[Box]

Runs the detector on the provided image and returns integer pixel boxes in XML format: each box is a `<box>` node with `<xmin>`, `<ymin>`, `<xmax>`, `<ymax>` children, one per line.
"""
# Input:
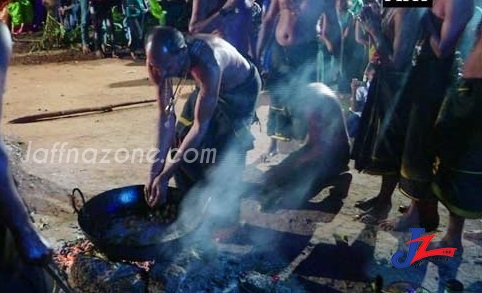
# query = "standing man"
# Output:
<box><xmin>431</xmin><ymin>19</ymin><xmax>482</xmax><ymax>252</ymax></box>
<box><xmin>144</xmin><ymin>27</ymin><xmax>261</xmax><ymax>215</ymax></box>
<box><xmin>255</xmin><ymin>0</ymin><xmax>336</xmax><ymax>156</ymax></box>
<box><xmin>380</xmin><ymin>0</ymin><xmax>475</xmax><ymax>232</ymax></box>
<box><xmin>189</xmin><ymin>0</ymin><xmax>255</xmax><ymax>57</ymax></box>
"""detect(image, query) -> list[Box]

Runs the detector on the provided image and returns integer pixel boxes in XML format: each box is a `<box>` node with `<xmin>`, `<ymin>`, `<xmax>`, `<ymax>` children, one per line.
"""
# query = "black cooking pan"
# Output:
<box><xmin>70</xmin><ymin>185</ymin><xmax>211</xmax><ymax>262</ymax></box>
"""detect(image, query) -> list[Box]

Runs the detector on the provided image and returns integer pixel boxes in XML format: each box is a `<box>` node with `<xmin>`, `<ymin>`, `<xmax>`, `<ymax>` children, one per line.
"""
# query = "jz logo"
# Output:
<box><xmin>391</xmin><ymin>228</ymin><xmax>457</xmax><ymax>269</ymax></box>
<box><xmin>382</xmin><ymin>0</ymin><xmax>433</xmax><ymax>8</ymax></box>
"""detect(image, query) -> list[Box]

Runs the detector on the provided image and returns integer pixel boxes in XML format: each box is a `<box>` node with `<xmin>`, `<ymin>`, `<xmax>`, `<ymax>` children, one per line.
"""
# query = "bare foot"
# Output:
<box><xmin>130</xmin><ymin>51</ymin><xmax>137</xmax><ymax>60</ymax></box>
<box><xmin>95</xmin><ymin>50</ymin><xmax>104</xmax><ymax>59</ymax></box>
<box><xmin>355</xmin><ymin>203</ymin><xmax>392</xmax><ymax>225</ymax></box>
<box><xmin>379</xmin><ymin>205</ymin><xmax>419</xmax><ymax>232</ymax></box>
<box><xmin>82</xmin><ymin>45</ymin><xmax>90</xmax><ymax>54</ymax></box>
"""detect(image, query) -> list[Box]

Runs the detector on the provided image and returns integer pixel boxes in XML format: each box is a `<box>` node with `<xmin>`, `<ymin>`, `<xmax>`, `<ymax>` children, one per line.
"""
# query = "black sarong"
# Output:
<box><xmin>173</xmin><ymin>64</ymin><xmax>261</xmax><ymax>189</ymax></box>
<box><xmin>432</xmin><ymin>79</ymin><xmax>482</xmax><ymax>218</ymax></box>
<box><xmin>351</xmin><ymin>66</ymin><xmax>411</xmax><ymax>175</ymax></box>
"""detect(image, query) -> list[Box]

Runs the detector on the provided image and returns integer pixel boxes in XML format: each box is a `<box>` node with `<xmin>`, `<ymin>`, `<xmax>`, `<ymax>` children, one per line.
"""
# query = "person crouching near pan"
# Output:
<box><xmin>143</xmin><ymin>26</ymin><xmax>262</xmax><ymax>229</ymax></box>
<box><xmin>256</xmin><ymin>82</ymin><xmax>352</xmax><ymax>211</ymax></box>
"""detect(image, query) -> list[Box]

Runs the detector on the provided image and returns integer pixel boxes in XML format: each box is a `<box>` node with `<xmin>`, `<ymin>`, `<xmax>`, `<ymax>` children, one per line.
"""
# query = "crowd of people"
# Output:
<box><xmin>1</xmin><ymin>0</ymin><xmax>482</xmax><ymax>291</ymax></box>
<box><xmin>0</xmin><ymin>0</ymin><xmax>191</xmax><ymax>59</ymax></box>
<box><xmin>144</xmin><ymin>0</ymin><xmax>482</xmax><ymax>256</ymax></box>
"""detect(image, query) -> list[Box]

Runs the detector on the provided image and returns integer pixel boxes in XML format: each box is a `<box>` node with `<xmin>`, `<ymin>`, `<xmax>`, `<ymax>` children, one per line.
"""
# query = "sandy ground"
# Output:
<box><xmin>2</xmin><ymin>49</ymin><xmax>482</xmax><ymax>292</ymax></box>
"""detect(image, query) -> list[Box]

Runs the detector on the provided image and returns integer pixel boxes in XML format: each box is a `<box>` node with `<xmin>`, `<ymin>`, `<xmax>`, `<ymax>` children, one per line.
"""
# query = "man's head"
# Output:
<box><xmin>145</xmin><ymin>26</ymin><xmax>190</xmax><ymax>79</ymax></box>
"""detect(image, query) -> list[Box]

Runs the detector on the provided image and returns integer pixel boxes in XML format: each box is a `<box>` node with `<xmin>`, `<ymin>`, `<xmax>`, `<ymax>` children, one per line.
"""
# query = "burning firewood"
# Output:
<box><xmin>53</xmin><ymin>238</ymin><xmax>156</xmax><ymax>274</ymax></box>
<box><xmin>53</xmin><ymin>238</ymin><xmax>157</xmax><ymax>292</ymax></box>
<box><xmin>70</xmin><ymin>254</ymin><xmax>147</xmax><ymax>293</ymax></box>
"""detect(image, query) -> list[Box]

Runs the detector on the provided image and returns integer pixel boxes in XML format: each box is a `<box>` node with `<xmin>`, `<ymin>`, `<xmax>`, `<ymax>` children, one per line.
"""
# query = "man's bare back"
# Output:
<box><xmin>275</xmin><ymin>0</ymin><xmax>326</xmax><ymax>46</ymax></box>
<box><xmin>188</xmin><ymin>34</ymin><xmax>252</xmax><ymax>91</ymax></box>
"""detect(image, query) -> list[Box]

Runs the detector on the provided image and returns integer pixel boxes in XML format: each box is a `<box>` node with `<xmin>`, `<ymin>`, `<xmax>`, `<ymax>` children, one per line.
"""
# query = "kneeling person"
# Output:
<box><xmin>144</xmin><ymin>26</ymin><xmax>261</xmax><ymax>207</ymax></box>
<box><xmin>259</xmin><ymin>82</ymin><xmax>352</xmax><ymax>210</ymax></box>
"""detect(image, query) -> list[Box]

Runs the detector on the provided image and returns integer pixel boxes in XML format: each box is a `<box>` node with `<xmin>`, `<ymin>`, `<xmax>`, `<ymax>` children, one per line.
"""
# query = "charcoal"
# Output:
<box><xmin>70</xmin><ymin>254</ymin><xmax>147</xmax><ymax>293</ymax></box>
<box><xmin>238</xmin><ymin>271</ymin><xmax>298</xmax><ymax>293</ymax></box>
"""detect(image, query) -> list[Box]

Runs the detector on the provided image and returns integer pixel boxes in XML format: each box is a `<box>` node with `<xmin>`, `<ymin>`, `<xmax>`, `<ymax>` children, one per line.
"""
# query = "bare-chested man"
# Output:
<box><xmin>430</xmin><ymin>19</ymin><xmax>482</xmax><ymax>253</ymax></box>
<box><xmin>144</xmin><ymin>27</ymin><xmax>261</xmax><ymax>211</ymax></box>
<box><xmin>189</xmin><ymin>0</ymin><xmax>255</xmax><ymax>57</ymax></box>
<box><xmin>255</xmin><ymin>82</ymin><xmax>352</xmax><ymax>211</ymax></box>
<box><xmin>255</xmin><ymin>0</ymin><xmax>335</xmax><ymax>155</ymax></box>
<box><xmin>378</xmin><ymin>0</ymin><xmax>475</xmax><ymax>232</ymax></box>
<box><xmin>0</xmin><ymin>21</ymin><xmax>53</xmax><ymax>291</ymax></box>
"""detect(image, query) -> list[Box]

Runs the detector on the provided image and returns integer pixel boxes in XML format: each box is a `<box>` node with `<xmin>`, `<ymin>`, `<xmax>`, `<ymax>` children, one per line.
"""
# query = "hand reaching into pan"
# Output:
<box><xmin>145</xmin><ymin>173</ymin><xmax>170</xmax><ymax>208</ymax></box>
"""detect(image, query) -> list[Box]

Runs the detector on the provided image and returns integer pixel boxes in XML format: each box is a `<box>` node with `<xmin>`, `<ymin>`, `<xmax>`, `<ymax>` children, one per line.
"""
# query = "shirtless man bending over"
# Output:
<box><xmin>144</xmin><ymin>27</ymin><xmax>261</xmax><ymax>216</ymax></box>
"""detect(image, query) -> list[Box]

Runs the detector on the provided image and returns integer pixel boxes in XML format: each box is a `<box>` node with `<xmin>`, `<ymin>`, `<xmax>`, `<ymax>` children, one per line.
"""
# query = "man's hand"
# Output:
<box><xmin>145</xmin><ymin>173</ymin><xmax>170</xmax><ymax>208</ymax></box>
<box><xmin>13</xmin><ymin>224</ymin><xmax>53</xmax><ymax>265</ymax></box>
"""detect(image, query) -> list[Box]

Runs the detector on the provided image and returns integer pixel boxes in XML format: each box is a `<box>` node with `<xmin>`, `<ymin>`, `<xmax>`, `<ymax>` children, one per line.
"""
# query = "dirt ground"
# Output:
<box><xmin>3</xmin><ymin>42</ymin><xmax>482</xmax><ymax>292</ymax></box>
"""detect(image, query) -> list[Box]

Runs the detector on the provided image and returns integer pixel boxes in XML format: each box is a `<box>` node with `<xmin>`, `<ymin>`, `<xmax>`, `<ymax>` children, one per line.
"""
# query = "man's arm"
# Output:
<box><xmin>188</xmin><ymin>0</ymin><xmax>224</xmax><ymax>34</ymax></box>
<box><xmin>390</xmin><ymin>9</ymin><xmax>420</xmax><ymax>70</ymax></box>
<box><xmin>354</xmin><ymin>20</ymin><xmax>369</xmax><ymax>47</ymax></box>
<box><xmin>0</xmin><ymin>21</ymin><xmax>51</xmax><ymax>265</ymax></box>
<box><xmin>159</xmin><ymin>57</ymin><xmax>221</xmax><ymax>179</ymax></box>
<box><xmin>149</xmin><ymin>77</ymin><xmax>177</xmax><ymax>181</ymax></box>
<box><xmin>318</xmin><ymin>13</ymin><xmax>334</xmax><ymax>52</ymax></box>
<box><xmin>255</xmin><ymin>0</ymin><xmax>279</xmax><ymax>63</ymax></box>
<box><xmin>429</xmin><ymin>0</ymin><xmax>474</xmax><ymax>59</ymax></box>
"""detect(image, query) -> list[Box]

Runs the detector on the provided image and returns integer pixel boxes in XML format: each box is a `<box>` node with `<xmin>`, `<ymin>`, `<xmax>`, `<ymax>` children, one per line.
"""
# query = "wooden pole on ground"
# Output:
<box><xmin>8</xmin><ymin>99</ymin><xmax>157</xmax><ymax>124</ymax></box>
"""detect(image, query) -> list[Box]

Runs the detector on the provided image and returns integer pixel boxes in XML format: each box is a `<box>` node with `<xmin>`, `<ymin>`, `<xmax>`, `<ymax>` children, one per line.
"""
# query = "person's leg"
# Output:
<box><xmin>355</xmin><ymin>174</ymin><xmax>398</xmax><ymax>224</ymax></box>
<box><xmin>80</xmin><ymin>0</ymin><xmax>90</xmax><ymax>53</ymax></box>
<box><xmin>71</xmin><ymin>3</ymin><xmax>79</xmax><ymax>28</ymax></box>
<box><xmin>355</xmin><ymin>174</ymin><xmax>398</xmax><ymax>210</ymax></box>
<box><xmin>378</xmin><ymin>198</ymin><xmax>439</xmax><ymax>232</ymax></box>
<box><xmin>441</xmin><ymin>213</ymin><xmax>465</xmax><ymax>249</ymax></box>
<box><xmin>102</xmin><ymin>3</ymin><xmax>117</xmax><ymax>58</ymax></box>
<box><xmin>89</xmin><ymin>1</ymin><xmax>104</xmax><ymax>57</ymax></box>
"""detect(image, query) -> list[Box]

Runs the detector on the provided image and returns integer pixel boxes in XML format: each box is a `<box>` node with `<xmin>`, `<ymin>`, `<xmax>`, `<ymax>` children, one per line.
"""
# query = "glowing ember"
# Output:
<box><xmin>53</xmin><ymin>238</ymin><xmax>155</xmax><ymax>274</ymax></box>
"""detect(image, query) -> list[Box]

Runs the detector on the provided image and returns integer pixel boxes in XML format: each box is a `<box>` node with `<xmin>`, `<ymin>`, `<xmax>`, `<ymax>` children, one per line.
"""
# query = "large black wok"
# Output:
<box><xmin>70</xmin><ymin>185</ymin><xmax>211</xmax><ymax>262</ymax></box>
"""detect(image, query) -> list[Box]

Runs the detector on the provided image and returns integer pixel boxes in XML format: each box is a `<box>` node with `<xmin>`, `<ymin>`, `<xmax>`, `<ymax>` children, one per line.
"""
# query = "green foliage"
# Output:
<box><xmin>148</xmin><ymin>0</ymin><xmax>166</xmax><ymax>25</ymax></box>
<box><xmin>30</xmin><ymin>11</ymin><xmax>81</xmax><ymax>52</ymax></box>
